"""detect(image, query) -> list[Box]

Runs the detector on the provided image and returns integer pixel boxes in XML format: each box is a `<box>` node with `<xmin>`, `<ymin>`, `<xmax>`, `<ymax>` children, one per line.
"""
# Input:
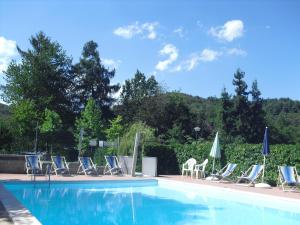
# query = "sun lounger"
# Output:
<box><xmin>212</xmin><ymin>163</ymin><xmax>237</xmax><ymax>181</ymax></box>
<box><xmin>51</xmin><ymin>156</ymin><xmax>70</xmax><ymax>175</ymax></box>
<box><xmin>182</xmin><ymin>158</ymin><xmax>197</xmax><ymax>177</ymax></box>
<box><xmin>278</xmin><ymin>166</ymin><xmax>300</xmax><ymax>191</ymax></box>
<box><xmin>77</xmin><ymin>157</ymin><xmax>98</xmax><ymax>175</ymax></box>
<box><xmin>25</xmin><ymin>155</ymin><xmax>42</xmax><ymax>175</ymax></box>
<box><xmin>104</xmin><ymin>155</ymin><xmax>123</xmax><ymax>175</ymax></box>
<box><xmin>193</xmin><ymin>159</ymin><xmax>208</xmax><ymax>179</ymax></box>
<box><xmin>236</xmin><ymin>164</ymin><xmax>264</xmax><ymax>185</ymax></box>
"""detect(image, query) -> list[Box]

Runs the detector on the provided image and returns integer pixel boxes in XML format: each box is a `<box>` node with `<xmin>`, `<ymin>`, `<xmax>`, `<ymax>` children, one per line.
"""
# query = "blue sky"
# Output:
<box><xmin>1</xmin><ymin>0</ymin><xmax>300</xmax><ymax>102</ymax></box>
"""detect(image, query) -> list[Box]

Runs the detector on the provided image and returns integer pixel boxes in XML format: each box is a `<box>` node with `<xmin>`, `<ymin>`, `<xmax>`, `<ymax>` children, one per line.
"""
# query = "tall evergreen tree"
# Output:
<box><xmin>232</xmin><ymin>69</ymin><xmax>250</xmax><ymax>139</ymax></box>
<box><xmin>1</xmin><ymin>32</ymin><xmax>74</xmax><ymax>126</ymax></box>
<box><xmin>120</xmin><ymin>70</ymin><xmax>162</xmax><ymax>104</ymax></box>
<box><xmin>248</xmin><ymin>80</ymin><xmax>266</xmax><ymax>142</ymax></box>
<box><xmin>220</xmin><ymin>88</ymin><xmax>235</xmax><ymax>136</ymax></box>
<box><xmin>118</xmin><ymin>70</ymin><xmax>162</xmax><ymax>123</ymax></box>
<box><xmin>72</xmin><ymin>41</ymin><xmax>119</xmax><ymax>119</ymax></box>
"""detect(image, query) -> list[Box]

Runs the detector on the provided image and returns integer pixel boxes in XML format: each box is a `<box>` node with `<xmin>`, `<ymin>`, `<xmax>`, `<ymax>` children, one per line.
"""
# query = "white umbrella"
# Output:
<box><xmin>210</xmin><ymin>132</ymin><xmax>221</xmax><ymax>173</ymax></box>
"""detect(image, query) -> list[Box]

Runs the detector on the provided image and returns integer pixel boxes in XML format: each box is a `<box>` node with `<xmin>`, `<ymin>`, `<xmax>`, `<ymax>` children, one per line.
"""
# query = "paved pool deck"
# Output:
<box><xmin>0</xmin><ymin>173</ymin><xmax>300</xmax><ymax>224</ymax></box>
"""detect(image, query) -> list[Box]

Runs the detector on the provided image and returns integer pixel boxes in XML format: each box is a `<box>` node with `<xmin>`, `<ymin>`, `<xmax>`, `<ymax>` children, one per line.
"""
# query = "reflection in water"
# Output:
<box><xmin>6</xmin><ymin>184</ymin><xmax>300</xmax><ymax>225</ymax></box>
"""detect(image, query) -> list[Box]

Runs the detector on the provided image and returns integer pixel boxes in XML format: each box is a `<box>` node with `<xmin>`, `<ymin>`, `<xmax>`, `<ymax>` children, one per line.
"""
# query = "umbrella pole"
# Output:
<box><xmin>212</xmin><ymin>158</ymin><xmax>215</xmax><ymax>174</ymax></box>
<box><xmin>262</xmin><ymin>156</ymin><xmax>266</xmax><ymax>183</ymax></box>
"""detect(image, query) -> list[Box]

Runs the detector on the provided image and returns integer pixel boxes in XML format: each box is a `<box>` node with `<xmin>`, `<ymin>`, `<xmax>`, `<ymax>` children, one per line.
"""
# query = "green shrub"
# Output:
<box><xmin>144</xmin><ymin>143</ymin><xmax>180</xmax><ymax>174</ymax></box>
<box><xmin>143</xmin><ymin>141</ymin><xmax>300</xmax><ymax>186</ymax></box>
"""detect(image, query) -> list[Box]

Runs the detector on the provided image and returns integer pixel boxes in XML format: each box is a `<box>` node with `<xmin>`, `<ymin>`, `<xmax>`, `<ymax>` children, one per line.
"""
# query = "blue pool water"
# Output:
<box><xmin>3</xmin><ymin>179</ymin><xmax>300</xmax><ymax>225</ymax></box>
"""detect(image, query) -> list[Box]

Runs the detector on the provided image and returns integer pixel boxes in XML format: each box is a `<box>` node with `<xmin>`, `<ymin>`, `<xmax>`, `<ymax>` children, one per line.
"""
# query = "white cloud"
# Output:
<box><xmin>209</xmin><ymin>20</ymin><xmax>244</xmax><ymax>42</ymax></box>
<box><xmin>102</xmin><ymin>58</ymin><xmax>122</xmax><ymax>69</ymax></box>
<box><xmin>114</xmin><ymin>22</ymin><xmax>159</xmax><ymax>40</ymax></box>
<box><xmin>155</xmin><ymin>44</ymin><xmax>178</xmax><ymax>71</ymax></box>
<box><xmin>0</xmin><ymin>36</ymin><xmax>17</xmax><ymax>72</ymax></box>
<box><xmin>173</xmin><ymin>48</ymin><xmax>221</xmax><ymax>72</ymax></box>
<box><xmin>227</xmin><ymin>48</ymin><xmax>247</xmax><ymax>57</ymax></box>
<box><xmin>199</xmin><ymin>48</ymin><xmax>220</xmax><ymax>62</ymax></box>
<box><xmin>142</xmin><ymin>22</ymin><xmax>159</xmax><ymax>39</ymax></box>
<box><xmin>173</xmin><ymin>27</ymin><xmax>184</xmax><ymax>38</ymax></box>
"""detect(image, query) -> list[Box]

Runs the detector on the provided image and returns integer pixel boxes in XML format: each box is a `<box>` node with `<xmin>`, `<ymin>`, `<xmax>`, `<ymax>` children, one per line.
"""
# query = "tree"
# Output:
<box><xmin>248</xmin><ymin>80</ymin><xmax>266</xmax><ymax>143</ymax></box>
<box><xmin>118</xmin><ymin>70</ymin><xmax>162</xmax><ymax>122</ymax></box>
<box><xmin>120</xmin><ymin>70</ymin><xmax>162</xmax><ymax>104</ymax></box>
<box><xmin>75</xmin><ymin>98</ymin><xmax>103</xmax><ymax>154</ymax></box>
<box><xmin>119</xmin><ymin>121</ymin><xmax>155</xmax><ymax>155</ymax></box>
<box><xmin>1</xmin><ymin>32</ymin><xmax>74</xmax><ymax>126</ymax></box>
<box><xmin>10</xmin><ymin>99</ymin><xmax>38</xmax><ymax>148</ymax></box>
<box><xmin>220</xmin><ymin>88</ymin><xmax>235</xmax><ymax>136</ymax></box>
<box><xmin>105</xmin><ymin>115</ymin><xmax>123</xmax><ymax>141</ymax></box>
<box><xmin>40</xmin><ymin>109</ymin><xmax>62</xmax><ymax>152</ymax></box>
<box><xmin>72</xmin><ymin>41</ymin><xmax>119</xmax><ymax>118</ymax></box>
<box><xmin>0</xmin><ymin>118</ymin><xmax>13</xmax><ymax>152</ymax></box>
<box><xmin>232</xmin><ymin>69</ymin><xmax>250</xmax><ymax>139</ymax></box>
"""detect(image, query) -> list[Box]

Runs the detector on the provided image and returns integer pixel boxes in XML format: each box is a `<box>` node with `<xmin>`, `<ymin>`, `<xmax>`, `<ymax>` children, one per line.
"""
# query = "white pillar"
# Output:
<box><xmin>131</xmin><ymin>132</ymin><xmax>141</xmax><ymax>177</ymax></box>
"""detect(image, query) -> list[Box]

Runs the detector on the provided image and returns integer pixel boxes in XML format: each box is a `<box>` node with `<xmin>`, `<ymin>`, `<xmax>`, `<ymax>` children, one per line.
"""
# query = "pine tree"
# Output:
<box><xmin>232</xmin><ymin>69</ymin><xmax>250</xmax><ymax>139</ymax></box>
<box><xmin>248</xmin><ymin>80</ymin><xmax>266</xmax><ymax>142</ymax></box>
<box><xmin>220</xmin><ymin>88</ymin><xmax>235</xmax><ymax>136</ymax></box>
<box><xmin>72</xmin><ymin>41</ymin><xmax>119</xmax><ymax>119</ymax></box>
<box><xmin>120</xmin><ymin>70</ymin><xmax>161</xmax><ymax>104</ymax></box>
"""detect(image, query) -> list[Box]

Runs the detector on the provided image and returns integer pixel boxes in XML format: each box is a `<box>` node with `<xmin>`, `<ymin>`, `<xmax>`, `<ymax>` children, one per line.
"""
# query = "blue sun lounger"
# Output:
<box><xmin>236</xmin><ymin>164</ymin><xmax>264</xmax><ymax>185</ymax></box>
<box><xmin>25</xmin><ymin>155</ymin><xmax>42</xmax><ymax>175</ymax></box>
<box><xmin>278</xmin><ymin>166</ymin><xmax>300</xmax><ymax>191</ymax></box>
<box><xmin>104</xmin><ymin>155</ymin><xmax>123</xmax><ymax>175</ymax></box>
<box><xmin>212</xmin><ymin>163</ymin><xmax>237</xmax><ymax>181</ymax></box>
<box><xmin>77</xmin><ymin>157</ymin><xmax>98</xmax><ymax>175</ymax></box>
<box><xmin>51</xmin><ymin>156</ymin><xmax>70</xmax><ymax>175</ymax></box>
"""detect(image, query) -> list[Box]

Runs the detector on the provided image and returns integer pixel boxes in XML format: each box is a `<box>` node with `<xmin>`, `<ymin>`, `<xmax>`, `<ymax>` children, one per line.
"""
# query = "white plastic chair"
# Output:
<box><xmin>194</xmin><ymin>159</ymin><xmax>208</xmax><ymax>179</ymax></box>
<box><xmin>182</xmin><ymin>158</ymin><xmax>197</xmax><ymax>177</ymax></box>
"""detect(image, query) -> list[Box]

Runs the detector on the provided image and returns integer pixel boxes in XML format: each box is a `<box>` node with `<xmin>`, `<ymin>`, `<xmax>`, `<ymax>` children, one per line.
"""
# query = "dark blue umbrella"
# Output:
<box><xmin>261</xmin><ymin>127</ymin><xmax>270</xmax><ymax>182</ymax></box>
<box><xmin>262</xmin><ymin>127</ymin><xmax>270</xmax><ymax>156</ymax></box>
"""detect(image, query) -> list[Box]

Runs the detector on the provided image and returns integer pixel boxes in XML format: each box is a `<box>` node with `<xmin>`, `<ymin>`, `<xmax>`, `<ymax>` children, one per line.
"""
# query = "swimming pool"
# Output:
<box><xmin>3</xmin><ymin>179</ymin><xmax>300</xmax><ymax>225</ymax></box>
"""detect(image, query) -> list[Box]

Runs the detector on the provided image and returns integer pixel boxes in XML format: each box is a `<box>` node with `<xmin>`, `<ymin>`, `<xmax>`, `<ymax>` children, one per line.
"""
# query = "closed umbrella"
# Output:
<box><xmin>210</xmin><ymin>132</ymin><xmax>221</xmax><ymax>173</ymax></box>
<box><xmin>261</xmin><ymin>127</ymin><xmax>270</xmax><ymax>183</ymax></box>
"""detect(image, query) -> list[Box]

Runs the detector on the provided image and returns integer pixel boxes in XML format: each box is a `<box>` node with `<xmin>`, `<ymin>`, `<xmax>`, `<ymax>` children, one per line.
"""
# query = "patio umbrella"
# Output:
<box><xmin>261</xmin><ymin>127</ymin><xmax>270</xmax><ymax>183</ymax></box>
<box><xmin>210</xmin><ymin>132</ymin><xmax>221</xmax><ymax>173</ymax></box>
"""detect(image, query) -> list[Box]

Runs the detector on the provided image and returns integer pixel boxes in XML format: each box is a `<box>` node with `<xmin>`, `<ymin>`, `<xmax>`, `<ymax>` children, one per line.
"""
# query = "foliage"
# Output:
<box><xmin>40</xmin><ymin>109</ymin><xmax>62</xmax><ymax>135</ymax></box>
<box><xmin>0</xmin><ymin>118</ymin><xmax>13</xmax><ymax>151</ymax></box>
<box><xmin>143</xmin><ymin>143</ymin><xmax>180</xmax><ymax>174</ymax></box>
<box><xmin>220</xmin><ymin>69</ymin><xmax>266</xmax><ymax>143</ymax></box>
<box><xmin>75</xmin><ymin>98</ymin><xmax>103</xmax><ymax>154</ymax></box>
<box><xmin>144</xmin><ymin>141</ymin><xmax>300</xmax><ymax>186</ymax></box>
<box><xmin>105</xmin><ymin>115</ymin><xmax>123</xmax><ymax>141</ymax></box>
<box><xmin>119</xmin><ymin>121</ymin><xmax>155</xmax><ymax>156</ymax></box>
<box><xmin>10</xmin><ymin>99</ymin><xmax>38</xmax><ymax>137</ymax></box>
<box><xmin>1</xmin><ymin>32</ymin><xmax>74</xmax><ymax>126</ymax></box>
<box><xmin>72</xmin><ymin>41</ymin><xmax>119</xmax><ymax>118</ymax></box>
<box><xmin>120</xmin><ymin>70</ymin><xmax>162</xmax><ymax>104</ymax></box>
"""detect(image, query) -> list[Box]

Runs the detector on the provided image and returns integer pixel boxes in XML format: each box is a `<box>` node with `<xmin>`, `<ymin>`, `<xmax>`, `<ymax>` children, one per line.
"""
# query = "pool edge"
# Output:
<box><xmin>0</xmin><ymin>184</ymin><xmax>41</xmax><ymax>225</ymax></box>
<box><xmin>157</xmin><ymin>177</ymin><xmax>300</xmax><ymax>204</ymax></box>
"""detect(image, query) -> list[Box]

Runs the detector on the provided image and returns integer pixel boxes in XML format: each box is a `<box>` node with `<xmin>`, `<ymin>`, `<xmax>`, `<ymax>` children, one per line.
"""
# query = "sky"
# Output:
<box><xmin>1</xmin><ymin>0</ymin><xmax>300</xmax><ymax>104</ymax></box>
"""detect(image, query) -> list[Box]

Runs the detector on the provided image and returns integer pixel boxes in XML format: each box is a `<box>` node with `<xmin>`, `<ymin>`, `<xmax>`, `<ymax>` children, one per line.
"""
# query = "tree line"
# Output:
<box><xmin>0</xmin><ymin>32</ymin><xmax>299</xmax><ymax>155</ymax></box>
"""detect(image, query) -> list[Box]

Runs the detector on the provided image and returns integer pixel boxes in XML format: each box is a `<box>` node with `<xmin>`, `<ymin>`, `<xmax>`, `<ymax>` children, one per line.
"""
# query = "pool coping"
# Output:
<box><xmin>0</xmin><ymin>184</ymin><xmax>41</xmax><ymax>225</ymax></box>
<box><xmin>157</xmin><ymin>177</ymin><xmax>300</xmax><ymax>205</ymax></box>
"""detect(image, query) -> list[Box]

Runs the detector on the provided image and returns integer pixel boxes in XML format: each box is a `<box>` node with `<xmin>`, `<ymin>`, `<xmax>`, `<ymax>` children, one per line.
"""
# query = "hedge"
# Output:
<box><xmin>144</xmin><ymin>142</ymin><xmax>300</xmax><ymax>186</ymax></box>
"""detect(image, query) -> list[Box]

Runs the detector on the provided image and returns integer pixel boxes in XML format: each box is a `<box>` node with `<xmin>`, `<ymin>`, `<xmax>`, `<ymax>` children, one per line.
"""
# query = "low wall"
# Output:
<box><xmin>0</xmin><ymin>155</ymin><xmax>26</xmax><ymax>174</ymax></box>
